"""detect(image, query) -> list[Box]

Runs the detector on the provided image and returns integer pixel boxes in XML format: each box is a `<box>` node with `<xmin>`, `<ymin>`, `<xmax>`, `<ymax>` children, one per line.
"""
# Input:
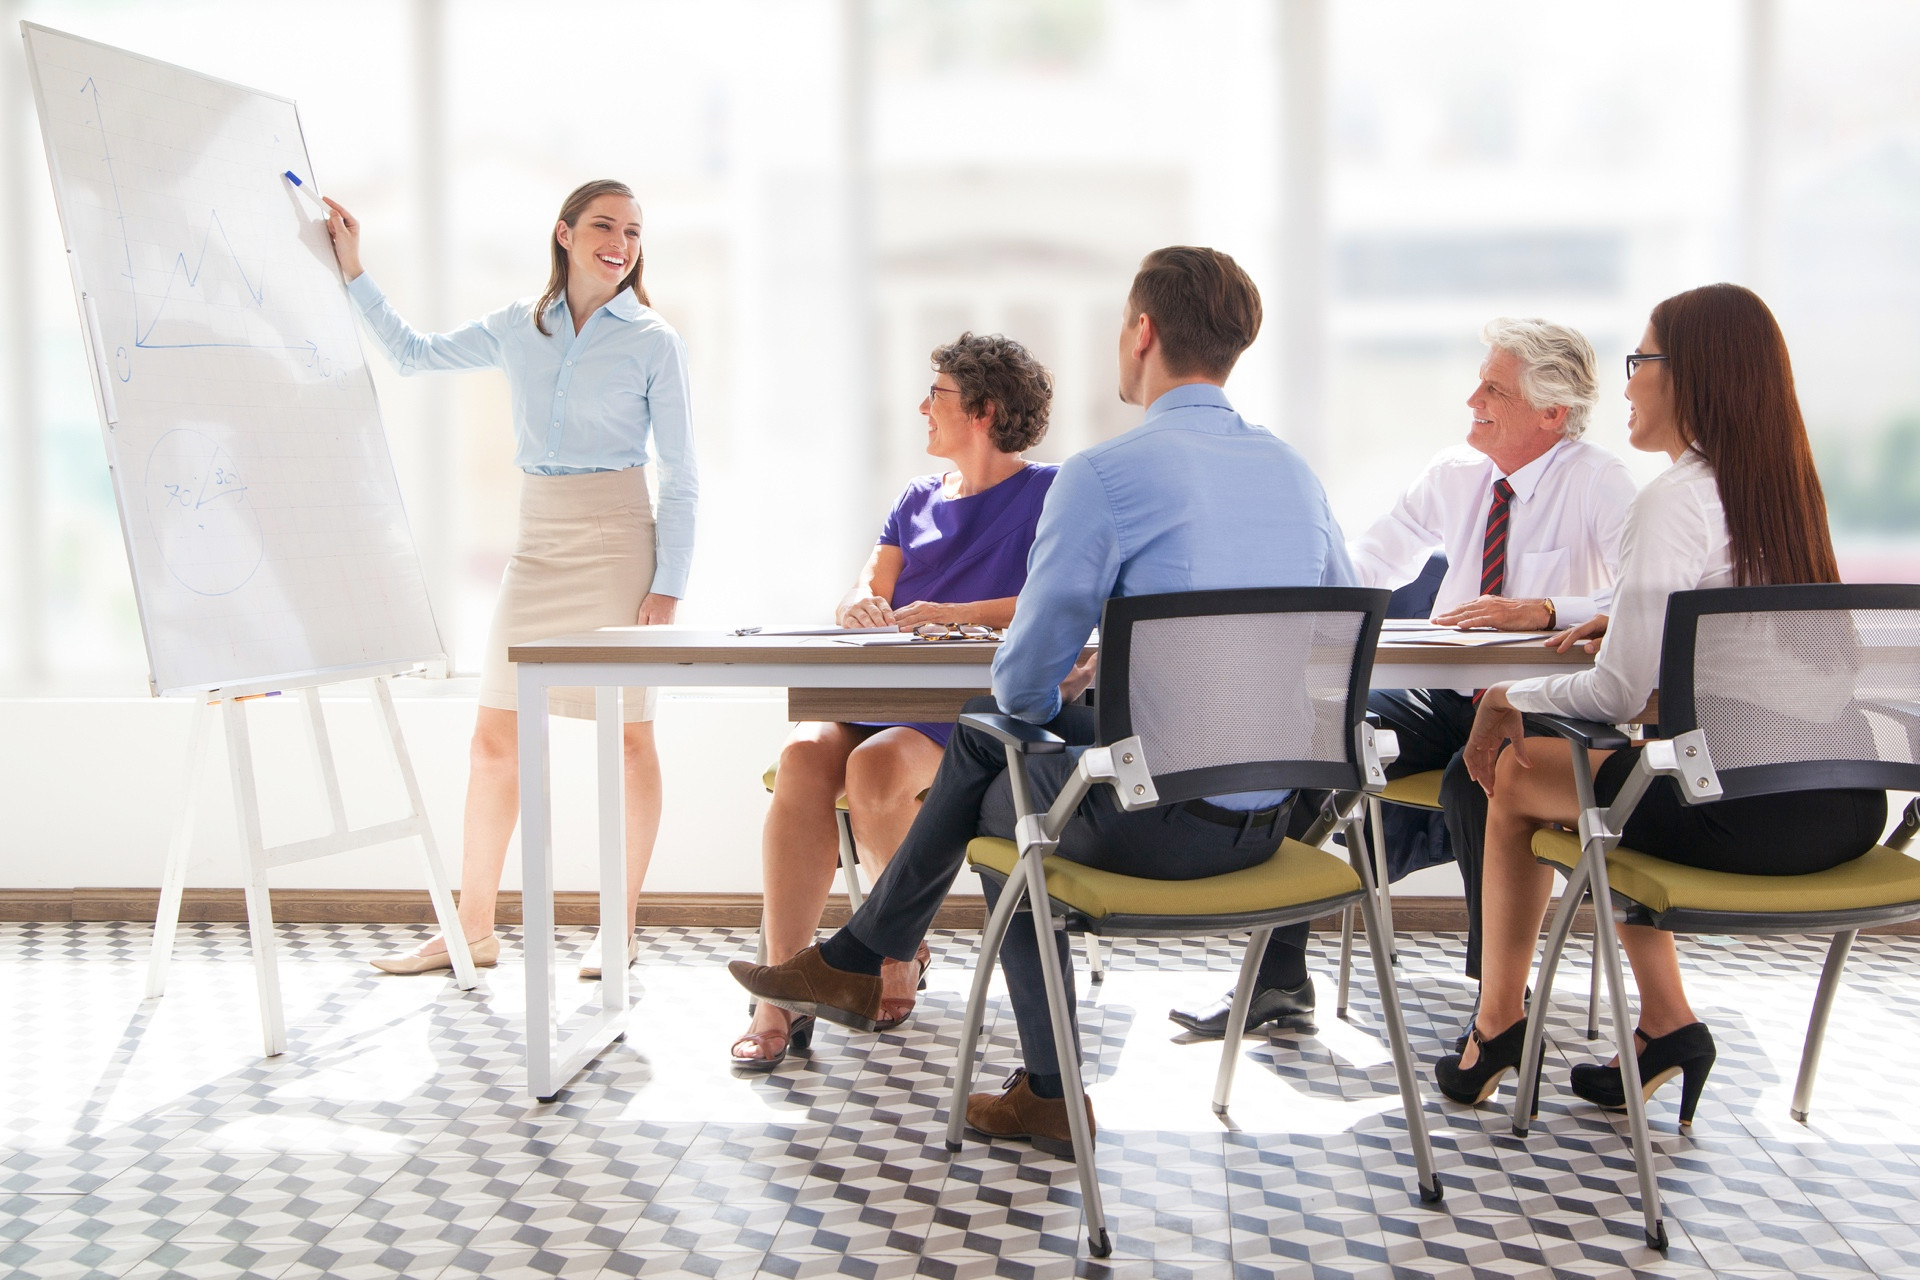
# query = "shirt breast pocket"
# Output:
<box><xmin>1512</xmin><ymin>547</ymin><xmax>1570</xmax><ymax>598</ymax></box>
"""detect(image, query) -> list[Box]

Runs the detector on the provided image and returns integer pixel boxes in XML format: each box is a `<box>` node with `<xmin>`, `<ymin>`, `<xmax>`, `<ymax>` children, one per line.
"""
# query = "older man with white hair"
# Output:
<box><xmin>1172</xmin><ymin>317</ymin><xmax>1636</xmax><ymax>1041</ymax></box>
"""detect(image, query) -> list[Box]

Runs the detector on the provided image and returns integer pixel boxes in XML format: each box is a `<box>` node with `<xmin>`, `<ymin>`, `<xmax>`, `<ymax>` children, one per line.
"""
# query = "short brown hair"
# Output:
<box><xmin>931</xmin><ymin>332</ymin><xmax>1054</xmax><ymax>453</ymax></box>
<box><xmin>1127</xmin><ymin>246</ymin><xmax>1263</xmax><ymax>380</ymax></box>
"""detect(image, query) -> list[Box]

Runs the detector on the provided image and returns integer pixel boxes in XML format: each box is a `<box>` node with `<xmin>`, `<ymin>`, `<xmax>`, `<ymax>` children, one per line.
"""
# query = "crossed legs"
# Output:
<box><xmin>1462</xmin><ymin>739</ymin><xmax>1698</xmax><ymax>1068</ymax></box>
<box><xmin>738</xmin><ymin>723</ymin><xmax>943</xmax><ymax>1059</ymax></box>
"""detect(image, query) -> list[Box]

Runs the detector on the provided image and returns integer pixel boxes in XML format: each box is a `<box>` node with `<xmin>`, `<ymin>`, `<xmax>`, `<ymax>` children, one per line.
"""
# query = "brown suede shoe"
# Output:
<box><xmin>965</xmin><ymin>1068</ymin><xmax>1096</xmax><ymax>1159</ymax></box>
<box><xmin>728</xmin><ymin>945</ymin><xmax>884</xmax><ymax>1032</ymax></box>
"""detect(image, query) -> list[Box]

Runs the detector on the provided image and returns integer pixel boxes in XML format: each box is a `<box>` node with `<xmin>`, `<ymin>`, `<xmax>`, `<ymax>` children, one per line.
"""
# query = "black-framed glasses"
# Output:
<box><xmin>927</xmin><ymin>383</ymin><xmax>963</xmax><ymax>401</ymax></box>
<box><xmin>1625</xmin><ymin>352</ymin><xmax>1670</xmax><ymax>379</ymax></box>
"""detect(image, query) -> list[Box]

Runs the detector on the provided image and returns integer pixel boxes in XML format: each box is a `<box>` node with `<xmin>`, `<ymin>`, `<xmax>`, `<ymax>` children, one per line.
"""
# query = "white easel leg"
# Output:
<box><xmin>300</xmin><ymin>687</ymin><xmax>350</xmax><ymax>833</ymax></box>
<box><xmin>520</xmin><ymin>668</ymin><xmax>558</xmax><ymax>1100</ymax></box>
<box><xmin>596</xmin><ymin>686</ymin><xmax>629</xmax><ymax>1020</ymax></box>
<box><xmin>146</xmin><ymin>698</ymin><xmax>214</xmax><ymax>1000</ymax></box>
<box><xmin>222</xmin><ymin>698</ymin><xmax>286</xmax><ymax>1057</ymax></box>
<box><xmin>370</xmin><ymin>677</ymin><xmax>476</xmax><ymax>989</ymax></box>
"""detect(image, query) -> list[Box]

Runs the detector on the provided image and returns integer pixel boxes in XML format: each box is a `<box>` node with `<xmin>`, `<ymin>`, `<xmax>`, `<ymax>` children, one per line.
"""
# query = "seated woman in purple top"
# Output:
<box><xmin>733</xmin><ymin>333</ymin><xmax>1058</xmax><ymax>1070</ymax></box>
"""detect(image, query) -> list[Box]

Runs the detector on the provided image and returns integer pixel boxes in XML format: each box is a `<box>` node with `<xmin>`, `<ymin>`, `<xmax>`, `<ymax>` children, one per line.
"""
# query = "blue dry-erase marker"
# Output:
<box><xmin>282</xmin><ymin>170</ymin><xmax>325</xmax><ymax>212</ymax></box>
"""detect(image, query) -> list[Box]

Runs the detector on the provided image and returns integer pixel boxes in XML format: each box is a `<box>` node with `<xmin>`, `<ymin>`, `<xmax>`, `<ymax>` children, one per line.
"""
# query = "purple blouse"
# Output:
<box><xmin>863</xmin><ymin>462</ymin><xmax>1058</xmax><ymax>746</ymax></box>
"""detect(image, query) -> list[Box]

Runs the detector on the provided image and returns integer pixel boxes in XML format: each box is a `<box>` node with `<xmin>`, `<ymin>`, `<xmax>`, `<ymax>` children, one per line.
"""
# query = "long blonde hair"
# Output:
<box><xmin>533</xmin><ymin>179</ymin><xmax>650</xmax><ymax>337</ymax></box>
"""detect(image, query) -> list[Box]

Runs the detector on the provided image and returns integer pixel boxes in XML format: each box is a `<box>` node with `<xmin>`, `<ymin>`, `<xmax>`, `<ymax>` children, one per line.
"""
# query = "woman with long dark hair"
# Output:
<box><xmin>1434</xmin><ymin>284</ymin><xmax>1884</xmax><ymax>1122</ymax></box>
<box><xmin>324</xmin><ymin>180</ymin><xmax>697</xmax><ymax>977</ymax></box>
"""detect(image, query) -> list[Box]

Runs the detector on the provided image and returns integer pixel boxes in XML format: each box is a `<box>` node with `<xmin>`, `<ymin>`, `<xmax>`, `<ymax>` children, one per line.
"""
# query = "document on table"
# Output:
<box><xmin>1386</xmin><ymin>624</ymin><xmax>1553</xmax><ymax>647</ymax></box>
<box><xmin>730</xmin><ymin>624</ymin><xmax>899</xmax><ymax>637</ymax></box>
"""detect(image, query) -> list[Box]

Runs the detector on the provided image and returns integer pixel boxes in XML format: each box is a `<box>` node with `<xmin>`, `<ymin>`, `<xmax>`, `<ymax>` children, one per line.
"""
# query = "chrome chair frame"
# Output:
<box><xmin>938</xmin><ymin>587</ymin><xmax>1444</xmax><ymax>1256</ymax></box>
<box><xmin>1506</xmin><ymin>583</ymin><xmax>1920</xmax><ymax>1251</ymax></box>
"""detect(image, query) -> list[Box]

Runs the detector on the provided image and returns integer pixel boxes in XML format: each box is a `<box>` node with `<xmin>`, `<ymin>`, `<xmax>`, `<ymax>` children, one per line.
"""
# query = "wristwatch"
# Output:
<box><xmin>1542</xmin><ymin>598</ymin><xmax>1558</xmax><ymax>630</ymax></box>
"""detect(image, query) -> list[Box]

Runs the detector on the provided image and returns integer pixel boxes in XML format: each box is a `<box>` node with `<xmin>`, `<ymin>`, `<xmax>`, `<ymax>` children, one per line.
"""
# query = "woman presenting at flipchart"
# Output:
<box><xmin>324</xmin><ymin>180</ymin><xmax>697</xmax><ymax>978</ymax></box>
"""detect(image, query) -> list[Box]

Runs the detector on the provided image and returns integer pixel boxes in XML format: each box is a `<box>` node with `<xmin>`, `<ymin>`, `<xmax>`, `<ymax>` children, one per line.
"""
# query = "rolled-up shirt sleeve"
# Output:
<box><xmin>643</xmin><ymin>330</ymin><xmax>699</xmax><ymax>599</ymax></box>
<box><xmin>346</xmin><ymin>273</ymin><xmax>506</xmax><ymax>374</ymax></box>
<box><xmin>992</xmin><ymin>455</ymin><xmax>1121</xmax><ymax>723</ymax></box>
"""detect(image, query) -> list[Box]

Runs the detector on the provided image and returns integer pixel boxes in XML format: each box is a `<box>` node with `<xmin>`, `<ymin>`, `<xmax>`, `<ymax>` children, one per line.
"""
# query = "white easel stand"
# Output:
<box><xmin>144</xmin><ymin>675</ymin><xmax>479</xmax><ymax>1056</ymax></box>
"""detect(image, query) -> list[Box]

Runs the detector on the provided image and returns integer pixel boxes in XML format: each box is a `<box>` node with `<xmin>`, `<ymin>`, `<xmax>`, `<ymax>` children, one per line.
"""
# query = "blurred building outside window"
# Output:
<box><xmin>4</xmin><ymin>0</ymin><xmax>1918</xmax><ymax>696</ymax></box>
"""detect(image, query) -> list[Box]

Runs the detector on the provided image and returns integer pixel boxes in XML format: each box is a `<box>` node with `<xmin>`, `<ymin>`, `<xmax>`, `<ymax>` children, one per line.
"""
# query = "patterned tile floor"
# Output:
<box><xmin>3</xmin><ymin>921</ymin><xmax>1918</xmax><ymax>1279</ymax></box>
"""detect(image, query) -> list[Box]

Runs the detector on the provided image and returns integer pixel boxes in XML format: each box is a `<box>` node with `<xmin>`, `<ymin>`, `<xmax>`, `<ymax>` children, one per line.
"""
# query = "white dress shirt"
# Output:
<box><xmin>1505</xmin><ymin>451</ymin><xmax>1731</xmax><ymax>722</ymax></box>
<box><xmin>1349</xmin><ymin>438</ymin><xmax>1637</xmax><ymax>628</ymax></box>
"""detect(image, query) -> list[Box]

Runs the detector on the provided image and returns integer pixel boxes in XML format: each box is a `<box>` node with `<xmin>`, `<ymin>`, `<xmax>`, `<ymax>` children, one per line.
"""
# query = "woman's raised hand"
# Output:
<box><xmin>1545</xmin><ymin>613</ymin><xmax>1607</xmax><ymax>655</ymax></box>
<box><xmin>321</xmin><ymin>196</ymin><xmax>363</xmax><ymax>280</ymax></box>
<box><xmin>838</xmin><ymin>595</ymin><xmax>896</xmax><ymax>629</ymax></box>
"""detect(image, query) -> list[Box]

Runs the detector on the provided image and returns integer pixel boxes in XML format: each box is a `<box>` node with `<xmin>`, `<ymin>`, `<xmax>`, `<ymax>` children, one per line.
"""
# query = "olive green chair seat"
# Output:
<box><xmin>1381</xmin><ymin>770</ymin><xmax>1445</xmax><ymax>810</ymax></box>
<box><xmin>966</xmin><ymin>836</ymin><xmax>1362</xmax><ymax>934</ymax></box>
<box><xmin>1533</xmin><ymin>830</ymin><xmax>1920</xmax><ymax>930</ymax></box>
<box><xmin>761</xmin><ymin>763</ymin><xmax>929</xmax><ymax>812</ymax></box>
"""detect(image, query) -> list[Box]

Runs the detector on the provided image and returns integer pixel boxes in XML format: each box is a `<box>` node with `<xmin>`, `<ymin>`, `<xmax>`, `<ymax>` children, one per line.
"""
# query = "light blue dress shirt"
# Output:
<box><xmin>992</xmin><ymin>383</ymin><xmax>1356</xmax><ymax>809</ymax></box>
<box><xmin>346</xmin><ymin>273</ymin><xmax>699</xmax><ymax>598</ymax></box>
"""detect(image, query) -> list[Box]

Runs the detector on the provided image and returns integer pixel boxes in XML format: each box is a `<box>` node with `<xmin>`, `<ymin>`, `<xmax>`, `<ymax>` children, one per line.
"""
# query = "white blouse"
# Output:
<box><xmin>1505</xmin><ymin>451</ymin><xmax>1732</xmax><ymax>723</ymax></box>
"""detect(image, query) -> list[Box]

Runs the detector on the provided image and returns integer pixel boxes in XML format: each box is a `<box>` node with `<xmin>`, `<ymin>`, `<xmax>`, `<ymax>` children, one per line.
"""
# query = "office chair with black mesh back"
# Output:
<box><xmin>945</xmin><ymin>587</ymin><xmax>1444</xmax><ymax>1257</ymax></box>
<box><xmin>1508</xmin><ymin>583</ymin><xmax>1920</xmax><ymax>1251</ymax></box>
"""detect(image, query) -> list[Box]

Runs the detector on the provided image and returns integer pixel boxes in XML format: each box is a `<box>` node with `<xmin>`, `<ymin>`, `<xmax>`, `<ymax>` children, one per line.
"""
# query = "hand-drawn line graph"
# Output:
<box><xmin>80</xmin><ymin>77</ymin><xmax>330</xmax><ymax>382</ymax></box>
<box><xmin>142</xmin><ymin>427</ymin><xmax>265</xmax><ymax>597</ymax></box>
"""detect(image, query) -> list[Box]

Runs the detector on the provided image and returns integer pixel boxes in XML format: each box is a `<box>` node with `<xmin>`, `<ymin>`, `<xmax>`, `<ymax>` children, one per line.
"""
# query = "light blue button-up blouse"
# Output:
<box><xmin>346</xmin><ymin>273</ymin><xmax>699</xmax><ymax>598</ymax></box>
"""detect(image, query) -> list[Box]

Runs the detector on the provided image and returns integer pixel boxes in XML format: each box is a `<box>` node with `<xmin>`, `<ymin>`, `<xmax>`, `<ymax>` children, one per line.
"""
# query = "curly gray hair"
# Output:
<box><xmin>1481</xmin><ymin>317</ymin><xmax>1600</xmax><ymax>440</ymax></box>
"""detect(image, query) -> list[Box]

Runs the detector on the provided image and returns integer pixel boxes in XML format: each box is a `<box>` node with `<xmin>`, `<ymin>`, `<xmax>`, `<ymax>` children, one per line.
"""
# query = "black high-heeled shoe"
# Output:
<box><xmin>1435</xmin><ymin>1017</ymin><xmax>1530</xmax><ymax>1105</ymax></box>
<box><xmin>1569</xmin><ymin>1022</ymin><xmax>1716</xmax><ymax>1128</ymax></box>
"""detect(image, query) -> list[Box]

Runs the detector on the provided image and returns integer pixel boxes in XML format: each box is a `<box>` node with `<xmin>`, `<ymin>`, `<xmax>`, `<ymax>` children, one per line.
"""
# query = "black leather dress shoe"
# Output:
<box><xmin>1168</xmin><ymin>978</ymin><xmax>1315</xmax><ymax>1038</ymax></box>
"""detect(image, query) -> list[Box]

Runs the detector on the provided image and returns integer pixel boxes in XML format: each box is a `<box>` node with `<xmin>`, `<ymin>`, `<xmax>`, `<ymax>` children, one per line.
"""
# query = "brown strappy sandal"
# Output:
<box><xmin>874</xmin><ymin>941</ymin><xmax>933</xmax><ymax>1032</ymax></box>
<box><xmin>730</xmin><ymin>1010</ymin><xmax>815</xmax><ymax>1073</ymax></box>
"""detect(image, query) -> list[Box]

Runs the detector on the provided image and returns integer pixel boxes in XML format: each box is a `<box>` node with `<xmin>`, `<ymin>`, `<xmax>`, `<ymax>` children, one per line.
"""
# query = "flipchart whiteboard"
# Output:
<box><xmin>23</xmin><ymin>24</ymin><xmax>444</xmax><ymax>696</ymax></box>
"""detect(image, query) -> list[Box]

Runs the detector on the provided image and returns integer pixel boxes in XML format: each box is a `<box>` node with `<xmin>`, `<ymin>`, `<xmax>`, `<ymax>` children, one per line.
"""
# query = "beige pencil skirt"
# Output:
<box><xmin>478</xmin><ymin>467</ymin><xmax>661</xmax><ymax>722</ymax></box>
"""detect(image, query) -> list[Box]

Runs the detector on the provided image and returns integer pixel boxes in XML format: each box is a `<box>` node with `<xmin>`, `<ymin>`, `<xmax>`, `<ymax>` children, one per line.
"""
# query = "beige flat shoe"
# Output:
<box><xmin>579</xmin><ymin>932</ymin><xmax>640</xmax><ymax>980</ymax></box>
<box><xmin>370</xmin><ymin>933</ymin><xmax>500</xmax><ymax>974</ymax></box>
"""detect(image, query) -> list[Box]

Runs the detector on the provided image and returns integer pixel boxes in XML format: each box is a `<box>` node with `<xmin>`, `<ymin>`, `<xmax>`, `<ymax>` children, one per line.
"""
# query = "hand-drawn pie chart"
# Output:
<box><xmin>143</xmin><ymin>428</ymin><xmax>265</xmax><ymax>596</ymax></box>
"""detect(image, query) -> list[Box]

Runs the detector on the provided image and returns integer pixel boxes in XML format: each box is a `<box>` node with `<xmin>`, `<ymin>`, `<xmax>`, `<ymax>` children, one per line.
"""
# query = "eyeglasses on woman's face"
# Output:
<box><xmin>927</xmin><ymin>383</ymin><xmax>963</xmax><ymax>402</ymax></box>
<box><xmin>1625</xmin><ymin>352</ymin><xmax>1670</xmax><ymax>380</ymax></box>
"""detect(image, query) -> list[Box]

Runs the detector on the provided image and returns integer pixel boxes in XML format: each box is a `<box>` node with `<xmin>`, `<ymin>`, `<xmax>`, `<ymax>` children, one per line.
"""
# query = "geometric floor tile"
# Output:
<box><xmin>6</xmin><ymin>921</ymin><xmax>1920</xmax><ymax>1279</ymax></box>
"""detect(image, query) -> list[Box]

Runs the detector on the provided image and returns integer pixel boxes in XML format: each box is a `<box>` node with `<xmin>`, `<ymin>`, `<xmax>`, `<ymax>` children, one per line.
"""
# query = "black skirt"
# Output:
<box><xmin>1593</xmin><ymin>747</ymin><xmax>1887</xmax><ymax>876</ymax></box>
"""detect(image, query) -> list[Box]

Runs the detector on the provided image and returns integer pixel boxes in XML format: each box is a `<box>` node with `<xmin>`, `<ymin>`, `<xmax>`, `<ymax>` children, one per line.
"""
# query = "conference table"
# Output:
<box><xmin>508</xmin><ymin>627</ymin><xmax>1598</xmax><ymax>1100</ymax></box>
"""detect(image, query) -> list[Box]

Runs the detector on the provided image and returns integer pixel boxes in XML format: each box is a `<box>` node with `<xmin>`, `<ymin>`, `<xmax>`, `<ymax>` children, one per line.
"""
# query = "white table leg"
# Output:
<box><xmin>519</xmin><ymin>666</ymin><xmax>558</xmax><ymax>1099</ymax></box>
<box><xmin>596</xmin><ymin>686</ymin><xmax>629</xmax><ymax>1021</ymax></box>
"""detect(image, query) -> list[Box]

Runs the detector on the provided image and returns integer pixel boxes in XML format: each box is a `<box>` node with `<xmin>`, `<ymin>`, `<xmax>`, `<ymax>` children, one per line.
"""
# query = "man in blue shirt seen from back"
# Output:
<box><xmin>733</xmin><ymin>246</ymin><xmax>1352</xmax><ymax>1154</ymax></box>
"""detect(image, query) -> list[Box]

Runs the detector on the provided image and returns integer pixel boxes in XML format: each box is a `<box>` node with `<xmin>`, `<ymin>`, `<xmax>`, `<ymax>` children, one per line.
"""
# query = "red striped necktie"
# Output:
<box><xmin>1481</xmin><ymin>477</ymin><xmax>1515</xmax><ymax>598</ymax></box>
<box><xmin>1470</xmin><ymin>477</ymin><xmax>1516</xmax><ymax>706</ymax></box>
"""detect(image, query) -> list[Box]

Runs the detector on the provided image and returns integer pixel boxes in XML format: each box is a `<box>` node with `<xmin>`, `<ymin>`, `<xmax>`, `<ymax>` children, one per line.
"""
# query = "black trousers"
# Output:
<box><xmin>844</xmin><ymin>696</ymin><xmax>1284</xmax><ymax>1077</ymax></box>
<box><xmin>1258</xmin><ymin>686</ymin><xmax>1494</xmax><ymax>981</ymax></box>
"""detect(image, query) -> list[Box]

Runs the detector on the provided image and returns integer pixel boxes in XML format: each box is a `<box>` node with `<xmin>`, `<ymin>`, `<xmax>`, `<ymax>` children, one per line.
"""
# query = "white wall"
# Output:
<box><xmin>0</xmin><ymin>680</ymin><xmax>1467</xmax><ymax>899</ymax></box>
<box><xmin>0</xmin><ymin>682</ymin><xmax>791</xmax><ymax>894</ymax></box>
